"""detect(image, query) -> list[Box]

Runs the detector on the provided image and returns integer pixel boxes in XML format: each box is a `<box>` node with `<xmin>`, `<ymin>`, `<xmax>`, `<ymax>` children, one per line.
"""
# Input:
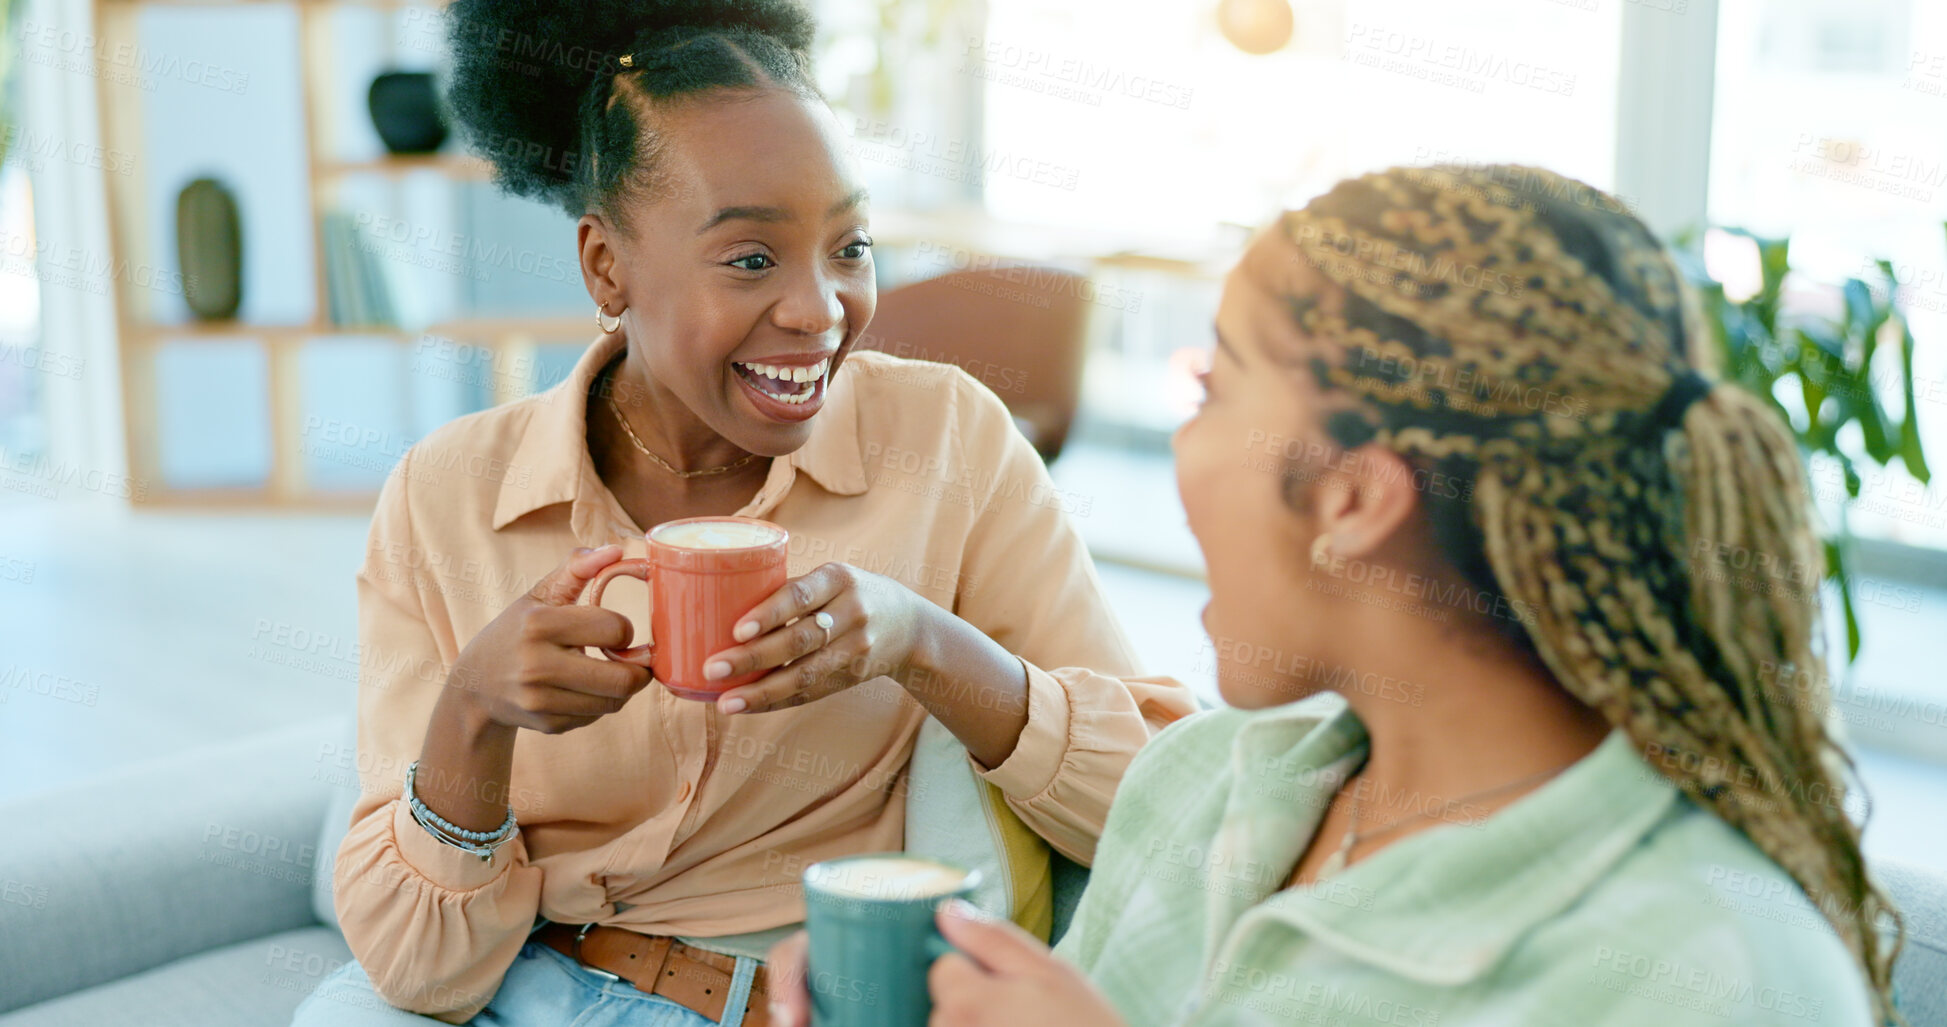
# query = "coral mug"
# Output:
<box><xmin>582</xmin><ymin>516</ymin><xmax>789</xmax><ymax>700</ymax></box>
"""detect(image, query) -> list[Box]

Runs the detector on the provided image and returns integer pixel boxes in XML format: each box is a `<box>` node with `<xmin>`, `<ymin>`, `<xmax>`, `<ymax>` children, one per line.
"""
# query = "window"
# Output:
<box><xmin>1708</xmin><ymin>0</ymin><xmax>1947</xmax><ymax>548</ymax></box>
<box><xmin>0</xmin><ymin>161</ymin><xmax>48</xmax><ymax>495</ymax></box>
<box><xmin>974</xmin><ymin>0</ymin><xmax>1625</xmax><ymax>436</ymax></box>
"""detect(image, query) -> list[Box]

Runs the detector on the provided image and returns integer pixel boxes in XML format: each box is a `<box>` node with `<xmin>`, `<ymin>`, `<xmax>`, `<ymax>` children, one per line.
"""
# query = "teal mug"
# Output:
<box><xmin>802</xmin><ymin>853</ymin><xmax>984</xmax><ymax>1027</ymax></box>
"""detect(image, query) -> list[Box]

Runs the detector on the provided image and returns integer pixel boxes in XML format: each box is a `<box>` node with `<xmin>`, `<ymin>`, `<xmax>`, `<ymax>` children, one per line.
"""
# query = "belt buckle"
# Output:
<box><xmin>572</xmin><ymin>922</ymin><xmax>623</xmax><ymax>984</ymax></box>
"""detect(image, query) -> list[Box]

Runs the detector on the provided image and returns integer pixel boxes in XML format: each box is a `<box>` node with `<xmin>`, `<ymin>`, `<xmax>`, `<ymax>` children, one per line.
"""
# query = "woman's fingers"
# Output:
<box><xmin>764</xmin><ymin>931</ymin><xmax>813</xmax><ymax>1027</ymax></box>
<box><xmin>935</xmin><ymin>901</ymin><xmax>1048</xmax><ymax>976</ymax></box>
<box><xmin>729</xmin><ymin>564</ymin><xmax>849</xmax><ymax>644</ymax></box>
<box><xmin>523</xmin><ymin>603</ymin><xmax>639</xmax><ymax>652</ymax></box>
<box><xmin>714</xmin><ymin>639</ymin><xmax>860</xmax><ymax>714</ymax></box>
<box><xmin>541</xmin><ymin>649</ymin><xmax>651</xmax><ymax>699</ymax></box>
<box><xmin>525</xmin><ymin>544</ymin><xmax>625</xmax><ymax>606</ymax></box>
<box><xmin>704</xmin><ymin>605</ymin><xmax>846</xmax><ymax>683</ymax></box>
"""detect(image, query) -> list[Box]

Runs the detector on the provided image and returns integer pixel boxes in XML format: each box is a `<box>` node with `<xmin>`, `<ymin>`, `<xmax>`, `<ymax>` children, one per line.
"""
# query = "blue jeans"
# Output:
<box><xmin>291</xmin><ymin>929</ymin><xmax>759</xmax><ymax>1027</ymax></box>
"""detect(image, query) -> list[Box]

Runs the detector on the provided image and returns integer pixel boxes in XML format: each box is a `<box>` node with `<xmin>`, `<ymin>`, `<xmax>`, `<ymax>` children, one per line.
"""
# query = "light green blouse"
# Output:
<box><xmin>1052</xmin><ymin>693</ymin><xmax>1878</xmax><ymax>1025</ymax></box>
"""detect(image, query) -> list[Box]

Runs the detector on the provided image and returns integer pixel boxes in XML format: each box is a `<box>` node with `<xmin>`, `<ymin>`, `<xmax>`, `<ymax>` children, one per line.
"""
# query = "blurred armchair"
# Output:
<box><xmin>860</xmin><ymin>265</ymin><xmax>1095</xmax><ymax>464</ymax></box>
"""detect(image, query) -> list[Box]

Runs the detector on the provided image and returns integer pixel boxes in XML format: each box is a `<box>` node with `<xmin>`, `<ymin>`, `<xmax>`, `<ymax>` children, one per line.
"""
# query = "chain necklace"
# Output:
<box><xmin>1314</xmin><ymin>760</ymin><xmax>1576</xmax><ymax>879</ymax></box>
<box><xmin>604</xmin><ymin>391</ymin><xmax>760</xmax><ymax>479</ymax></box>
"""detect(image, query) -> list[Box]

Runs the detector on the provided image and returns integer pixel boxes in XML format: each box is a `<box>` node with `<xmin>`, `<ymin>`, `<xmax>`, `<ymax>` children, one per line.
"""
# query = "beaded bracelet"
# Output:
<box><xmin>404</xmin><ymin>760</ymin><xmax>517</xmax><ymax>862</ymax></box>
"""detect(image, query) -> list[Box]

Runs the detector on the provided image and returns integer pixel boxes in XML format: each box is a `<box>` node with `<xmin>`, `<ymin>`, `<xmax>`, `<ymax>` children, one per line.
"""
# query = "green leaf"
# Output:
<box><xmin>1830</xmin><ymin>541</ymin><xmax>1861</xmax><ymax>662</ymax></box>
<box><xmin>1896</xmin><ymin>319</ymin><xmax>1932</xmax><ymax>484</ymax></box>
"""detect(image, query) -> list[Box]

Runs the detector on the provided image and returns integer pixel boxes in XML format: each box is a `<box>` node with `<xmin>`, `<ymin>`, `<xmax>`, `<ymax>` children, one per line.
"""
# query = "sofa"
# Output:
<box><xmin>0</xmin><ymin>716</ymin><xmax>1092</xmax><ymax>1026</ymax></box>
<box><xmin>1</xmin><ymin>717</ymin><xmax>1943</xmax><ymax>1026</ymax></box>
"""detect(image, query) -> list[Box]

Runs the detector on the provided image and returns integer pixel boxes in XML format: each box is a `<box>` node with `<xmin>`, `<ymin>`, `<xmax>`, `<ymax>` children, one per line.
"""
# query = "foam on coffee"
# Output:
<box><xmin>651</xmin><ymin>519</ymin><xmax>783</xmax><ymax>550</ymax></box>
<box><xmin>806</xmin><ymin>857</ymin><xmax>970</xmax><ymax>901</ymax></box>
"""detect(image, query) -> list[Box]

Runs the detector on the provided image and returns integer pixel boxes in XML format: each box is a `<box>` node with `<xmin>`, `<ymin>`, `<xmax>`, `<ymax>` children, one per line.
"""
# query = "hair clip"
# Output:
<box><xmin>619</xmin><ymin>54</ymin><xmax>634</xmax><ymax>68</ymax></box>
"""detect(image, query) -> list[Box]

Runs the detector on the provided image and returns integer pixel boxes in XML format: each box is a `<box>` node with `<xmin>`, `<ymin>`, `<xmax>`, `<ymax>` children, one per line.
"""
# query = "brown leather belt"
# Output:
<box><xmin>534</xmin><ymin>921</ymin><xmax>770</xmax><ymax>1026</ymax></box>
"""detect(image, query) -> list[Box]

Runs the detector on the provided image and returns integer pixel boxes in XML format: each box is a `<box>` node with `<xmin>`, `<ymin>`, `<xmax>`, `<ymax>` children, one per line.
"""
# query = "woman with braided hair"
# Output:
<box><xmin>766</xmin><ymin>163</ymin><xmax>1901</xmax><ymax>1025</ymax></box>
<box><xmin>294</xmin><ymin>1</ymin><xmax>1195</xmax><ymax>1024</ymax></box>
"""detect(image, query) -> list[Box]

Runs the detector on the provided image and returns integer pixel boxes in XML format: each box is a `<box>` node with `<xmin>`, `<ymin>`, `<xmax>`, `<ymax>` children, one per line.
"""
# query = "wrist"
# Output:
<box><xmin>435</xmin><ymin>684</ymin><xmax>513</xmax><ymax>748</ymax></box>
<box><xmin>900</xmin><ymin>602</ymin><xmax>953</xmax><ymax>696</ymax></box>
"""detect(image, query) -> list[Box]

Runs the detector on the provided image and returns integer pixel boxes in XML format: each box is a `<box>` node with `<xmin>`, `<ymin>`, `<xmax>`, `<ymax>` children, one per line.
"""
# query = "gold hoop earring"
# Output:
<box><xmin>595</xmin><ymin>302</ymin><xmax>623</xmax><ymax>334</ymax></box>
<box><xmin>1310</xmin><ymin>534</ymin><xmax>1335</xmax><ymax>569</ymax></box>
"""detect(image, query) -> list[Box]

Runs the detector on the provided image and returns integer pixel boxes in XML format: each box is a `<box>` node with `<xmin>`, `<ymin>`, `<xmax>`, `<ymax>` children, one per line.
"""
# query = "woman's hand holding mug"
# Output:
<box><xmin>443</xmin><ymin>543</ymin><xmax>656</xmax><ymax>735</ymax></box>
<box><xmin>700</xmin><ymin>561</ymin><xmax>934</xmax><ymax>715</ymax></box>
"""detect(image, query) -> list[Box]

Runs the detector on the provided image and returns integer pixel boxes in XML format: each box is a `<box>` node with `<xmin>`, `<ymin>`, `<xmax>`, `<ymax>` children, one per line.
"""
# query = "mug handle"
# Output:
<box><xmin>583</xmin><ymin>558</ymin><xmax>655</xmax><ymax>666</ymax></box>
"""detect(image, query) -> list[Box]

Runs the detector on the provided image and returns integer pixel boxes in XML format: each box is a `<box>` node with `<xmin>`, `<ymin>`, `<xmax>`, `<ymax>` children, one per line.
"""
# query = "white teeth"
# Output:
<box><xmin>737</xmin><ymin>360</ymin><xmax>828</xmax><ymax>383</ymax></box>
<box><xmin>736</xmin><ymin>359</ymin><xmax>828</xmax><ymax>404</ymax></box>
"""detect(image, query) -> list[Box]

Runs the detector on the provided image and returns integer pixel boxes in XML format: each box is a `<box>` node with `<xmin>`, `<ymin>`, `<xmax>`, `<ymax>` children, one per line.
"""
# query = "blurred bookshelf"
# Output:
<box><xmin>93</xmin><ymin>0</ymin><xmax>592</xmax><ymax>508</ymax></box>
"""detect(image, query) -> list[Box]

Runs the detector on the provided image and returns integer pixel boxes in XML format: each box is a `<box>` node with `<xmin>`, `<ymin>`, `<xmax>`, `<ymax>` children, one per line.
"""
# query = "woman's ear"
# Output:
<box><xmin>577</xmin><ymin>213</ymin><xmax>627</xmax><ymax>312</ymax></box>
<box><xmin>1310</xmin><ymin>443</ymin><xmax>1421</xmax><ymax>560</ymax></box>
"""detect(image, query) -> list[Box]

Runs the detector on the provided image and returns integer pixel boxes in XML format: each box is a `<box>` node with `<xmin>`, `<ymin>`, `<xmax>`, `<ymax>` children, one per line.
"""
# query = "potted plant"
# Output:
<box><xmin>1673</xmin><ymin>226</ymin><xmax>1938</xmax><ymax>664</ymax></box>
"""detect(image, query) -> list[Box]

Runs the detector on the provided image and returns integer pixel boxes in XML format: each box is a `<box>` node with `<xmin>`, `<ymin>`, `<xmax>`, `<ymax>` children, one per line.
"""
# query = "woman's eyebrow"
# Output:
<box><xmin>697</xmin><ymin>189</ymin><xmax>871</xmax><ymax>235</ymax></box>
<box><xmin>697</xmin><ymin>205</ymin><xmax>790</xmax><ymax>234</ymax></box>
<box><xmin>828</xmin><ymin>188</ymin><xmax>868</xmax><ymax>218</ymax></box>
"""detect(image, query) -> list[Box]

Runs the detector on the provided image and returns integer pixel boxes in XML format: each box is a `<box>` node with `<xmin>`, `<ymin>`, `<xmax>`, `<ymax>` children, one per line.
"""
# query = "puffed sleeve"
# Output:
<box><xmin>945</xmin><ymin>374</ymin><xmax>1199</xmax><ymax>864</ymax></box>
<box><xmin>329</xmin><ymin>453</ymin><xmax>545</xmax><ymax>1023</ymax></box>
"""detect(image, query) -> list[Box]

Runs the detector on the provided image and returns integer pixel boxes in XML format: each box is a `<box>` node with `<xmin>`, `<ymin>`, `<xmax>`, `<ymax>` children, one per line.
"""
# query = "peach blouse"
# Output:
<box><xmin>332</xmin><ymin>330</ymin><xmax>1195</xmax><ymax>1021</ymax></box>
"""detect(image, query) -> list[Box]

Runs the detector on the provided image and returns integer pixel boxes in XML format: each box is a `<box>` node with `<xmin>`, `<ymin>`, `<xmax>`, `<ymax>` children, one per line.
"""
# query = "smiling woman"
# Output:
<box><xmin>291</xmin><ymin>3</ymin><xmax>1196</xmax><ymax>1027</ymax></box>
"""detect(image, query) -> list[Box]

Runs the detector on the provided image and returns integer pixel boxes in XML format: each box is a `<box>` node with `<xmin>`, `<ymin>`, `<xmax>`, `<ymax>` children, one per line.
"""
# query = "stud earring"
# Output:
<box><xmin>1310</xmin><ymin>534</ymin><xmax>1336</xmax><ymax>569</ymax></box>
<box><xmin>595</xmin><ymin>302</ymin><xmax>623</xmax><ymax>334</ymax></box>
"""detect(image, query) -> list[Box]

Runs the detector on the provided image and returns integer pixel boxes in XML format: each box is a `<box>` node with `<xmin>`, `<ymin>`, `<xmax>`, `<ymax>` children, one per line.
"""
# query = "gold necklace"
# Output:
<box><xmin>1314</xmin><ymin>760</ymin><xmax>1574</xmax><ymax>879</ymax></box>
<box><xmin>604</xmin><ymin>391</ymin><xmax>760</xmax><ymax>479</ymax></box>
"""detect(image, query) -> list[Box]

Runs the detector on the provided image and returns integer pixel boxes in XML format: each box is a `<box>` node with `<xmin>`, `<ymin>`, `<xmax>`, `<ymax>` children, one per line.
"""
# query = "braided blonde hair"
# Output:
<box><xmin>1273</xmin><ymin>164</ymin><xmax>1901</xmax><ymax>1022</ymax></box>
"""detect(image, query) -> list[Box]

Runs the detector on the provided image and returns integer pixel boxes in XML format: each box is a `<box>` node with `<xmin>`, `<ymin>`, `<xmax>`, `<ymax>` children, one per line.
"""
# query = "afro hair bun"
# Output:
<box><xmin>444</xmin><ymin>0</ymin><xmax>817</xmax><ymax>215</ymax></box>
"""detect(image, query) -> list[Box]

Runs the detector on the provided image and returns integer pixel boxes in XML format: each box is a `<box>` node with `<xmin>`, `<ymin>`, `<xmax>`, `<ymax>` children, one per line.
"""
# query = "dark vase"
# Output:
<box><xmin>368</xmin><ymin>71</ymin><xmax>448</xmax><ymax>154</ymax></box>
<box><xmin>176</xmin><ymin>177</ymin><xmax>242</xmax><ymax>321</ymax></box>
